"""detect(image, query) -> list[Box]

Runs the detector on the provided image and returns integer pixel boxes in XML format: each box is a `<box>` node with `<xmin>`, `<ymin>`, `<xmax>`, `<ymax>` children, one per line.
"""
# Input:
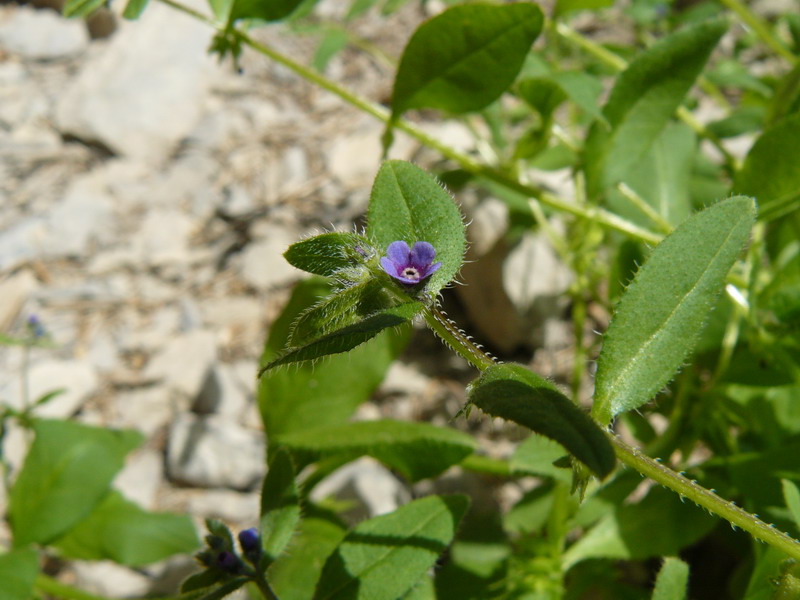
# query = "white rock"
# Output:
<box><xmin>238</xmin><ymin>227</ymin><xmax>301</xmax><ymax>290</ymax></box>
<box><xmin>503</xmin><ymin>232</ymin><xmax>573</xmax><ymax>316</ymax></box>
<box><xmin>55</xmin><ymin>1</ymin><xmax>220</xmax><ymax>162</ymax></box>
<box><xmin>133</xmin><ymin>209</ymin><xmax>194</xmax><ymax>266</ymax></box>
<box><xmin>379</xmin><ymin>362</ymin><xmax>430</xmax><ymax>399</ymax></box>
<box><xmin>109</xmin><ymin>387</ymin><xmax>174</xmax><ymax>436</ymax></box>
<box><xmin>166</xmin><ymin>413</ymin><xmax>264</xmax><ymax>489</ymax></box>
<box><xmin>0</xmin><ymin>359</ymin><xmax>98</xmax><ymax>417</ymax></box>
<box><xmin>0</xmin><ymin>270</ymin><xmax>37</xmax><ymax>331</ymax></box>
<box><xmin>187</xmin><ymin>489</ymin><xmax>260</xmax><ymax>523</ymax></box>
<box><xmin>113</xmin><ymin>449</ymin><xmax>163</xmax><ymax>510</ymax></box>
<box><xmin>310</xmin><ymin>457</ymin><xmax>410</xmax><ymax>522</ymax></box>
<box><xmin>144</xmin><ymin>330</ymin><xmax>218</xmax><ymax>401</ymax></box>
<box><xmin>0</xmin><ymin>7</ymin><xmax>89</xmax><ymax>60</ymax></box>
<box><xmin>193</xmin><ymin>363</ymin><xmax>249</xmax><ymax>420</ymax></box>
<box><xmin>327</xmin><ymin>124</ymin><xmax>383</xmax><ymax>188</ymax></box>
<box><xmin>72</xmin><ymin>561</ymin><xmax>151</xmax><ymax>598</ymax></box>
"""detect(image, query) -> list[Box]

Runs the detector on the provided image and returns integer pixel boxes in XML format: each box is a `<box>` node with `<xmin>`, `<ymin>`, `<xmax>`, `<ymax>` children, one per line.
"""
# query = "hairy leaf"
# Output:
<box><xmin>284</xmin><ymin>232</ymin><xmax>372</xmax><ymax>278</ymax></box>
<box><xmin>261</xmin><ymin>449</ymin><xmax>301</xmax><ymax>562</ymax></box>
<box><xmin>652</xmin><ymin>557</ymin><xmax>690</xmax><ymax>600</ymax></box>
<box><xmin>468</xmin><ymin>364</ymin><xmax>615</xmax><ymax>478</ymax></box>
<box><xmin>368</xmin><ymin>161</ymin><xmax>466</xmax><ymax>296</ymax></box>
<box><xmin>593</xmin><ymin>197</ymin><xmax>756</xmax><ymax>426</ymax></box>
<box><xmin>314</xmin><ymin>495</ymin><xmax>469</xmax><ymax>600</ymax></box>
<box><xmin>391</xmin><ymin>3</ymin><xmax>542</xmax><ymax>115</ymax></box>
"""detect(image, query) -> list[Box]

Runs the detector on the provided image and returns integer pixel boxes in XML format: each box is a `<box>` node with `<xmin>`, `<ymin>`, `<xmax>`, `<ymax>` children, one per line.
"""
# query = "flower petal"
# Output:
<box><xmin>380</xmin><ymin>256</ymin><xmax>400</xmax><ymax>277</ymax></box>
<box><xmin>385</xmin><ymin>240</ymin><xmax>411</xmax><ymax>265</ymax></box>
<box><xmin>423</xmin><ymin>261</ymin><xmax>442</xmax><ymax>277</ymax></box>
<box><xmin>409</xmin><ymin>241</ymin><xmax>436</xmax><ymax>269</ymax></box>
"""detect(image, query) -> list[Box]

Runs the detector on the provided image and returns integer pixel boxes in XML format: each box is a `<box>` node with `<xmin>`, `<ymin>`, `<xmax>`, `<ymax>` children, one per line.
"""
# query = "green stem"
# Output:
<box><xmin>423</xmin><ymin>307</ymin><xmax>495</xmax><ymax>372</ymax></box>
<box><xmin>155</xmin><ymin>0</ymin><xmax>663</xmax><ymax>247</ymax></box>
<box><xmin>460</xmin><ymin>453</ymin><xmax>512</xmax><ymax>477</ymax></box>
<box><xmin>253</xmin><ymin>571</ymin><xmax>280</xmax><ymax>600</ymax></box>
<box><xmin>609</xmin><ymin>434</ymin><xmax>800</xmax><ymax>561</ymax></box>
<box><xmin>718</xmin><ymin>0</ymin><xmax>798</xmax><ymax>64</ymax></box>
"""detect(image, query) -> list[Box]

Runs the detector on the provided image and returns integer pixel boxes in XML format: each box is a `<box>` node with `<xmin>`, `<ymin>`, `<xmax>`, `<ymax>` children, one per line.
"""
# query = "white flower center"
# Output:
<box><xmin>402</xmin><ymin>267</ymin><xmax>421</xmax><ymax>280</ymax></box>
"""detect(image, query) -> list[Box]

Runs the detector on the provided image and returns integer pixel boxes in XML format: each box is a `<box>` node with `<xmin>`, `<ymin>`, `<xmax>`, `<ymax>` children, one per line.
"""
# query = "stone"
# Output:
<box><xmin>109</xmin><ymin>388</ymin><xmax>174</xmax><ymax>436</ymax></box>
<box><xmin>133</xmin><ymin>209</ymin><xmax>194</xmax><ymax>266</ymax></box>
<box><xmin>144</xmin><ymin>330</ymin><xmax>218</xmax><ymax>401</ymax></box>
<box><xmin>0</xmin><ymin>6</ymin><xmax>89</xmax><ymax>60</ymax></box>
<box><xmin>310</xmin><ymin>457</ymin><xmax>410</xmax><ymax>523</ymax></box>
<box><xmin>238</xmin><ymin>226</ymin><xmax>301</xmax><ymax>290</ymax></box>
<box><xmin>0</xmin><ymin>359</ymin><xmax>98</xmax><ymax>418</ymax></box>
<box><xmin>113</xmin><ymin>449</ymin><xmax>163</xmax><ymax>510</ymax></box>
<box><xmin>55</xmin><ymin>0</ymin><xmax>220</xmax><ymax>162</ymax></box>
<box><xmin>166</xmin><ymin>413</ymin><xmax>265</xmax><ymax>490</ymax></box>
<box><xmin>193</xmin><ymin>363</ymin><xmax>249</xmax><ymax>420</ymax></box>
<box><xmin>186</xmin><ymin>489</ymin><xmax>260</xmax><ymax>523</ymax></box>
<box><xmin>0</xmin><ymin>270</ymin><xmax>38</xmax><ymax>331</ymax></box>
<box><xmin>72</xmin><ymin>561</ymin><xmax>151</xmax><ymax>598</ymax></box>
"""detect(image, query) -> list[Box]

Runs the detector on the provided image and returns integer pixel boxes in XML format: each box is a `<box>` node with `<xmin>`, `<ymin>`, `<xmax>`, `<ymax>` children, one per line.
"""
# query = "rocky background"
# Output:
<box><xmin>0</xmin><ymin>0</ymin><xmax>578</xmax><ymax>595</ymax></box>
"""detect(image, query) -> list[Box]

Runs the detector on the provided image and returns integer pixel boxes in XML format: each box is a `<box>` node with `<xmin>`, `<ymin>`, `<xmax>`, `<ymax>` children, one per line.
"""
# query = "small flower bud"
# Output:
<box><xmin>238</xmin><ymin>528</ymin><xmax>260</xmax><ymax>553</ymax></box>
<box><xmin>215</xmin><ymin>550</ymin><xmax>242</xmax><ymax>573</ymax></box>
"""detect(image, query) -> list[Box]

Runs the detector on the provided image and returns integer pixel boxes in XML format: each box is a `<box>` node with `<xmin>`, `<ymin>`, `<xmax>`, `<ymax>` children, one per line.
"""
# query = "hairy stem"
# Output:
<box><xmin>422</xmin><ymin>307</ymin><xmax>495</xmax><ymax>372</ymax></box>
<box><xmin>609</xmin><ymin>434</ymin><xmax>800</xmax><ymax>561</ymax></box>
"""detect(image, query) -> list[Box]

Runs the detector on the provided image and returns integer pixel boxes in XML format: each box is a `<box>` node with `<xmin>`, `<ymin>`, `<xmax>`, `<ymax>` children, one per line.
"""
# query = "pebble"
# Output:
<box><xmin>0</xmin><ymin>270</ymin><xmax>38</xmax><ymax>331</ymax></box>
<box><xmin>55</xmin><ymin>1</ymin><xmax>220</xmax><ymax>162</ymax></box>
<box><xmin>72</xmin><ymin>561</ymin><xmax>151</xmax><ymax>598</ymax></box>
<box><xmin>238</xmin><ymin>226</ymin><xmax>301</xmax><ymax>290</ymax></box>
<box><xmin>193</xmin><ymin>363</ymin><xmax>250</xmax><ymax>420</ymax></box>
<box><xmin>0</xmin><ymin>7</ymin><xmax>90</xmax><ymax>60</ymax></box>
<box><xmin>109</xmin><ymin>388</ymin><xmax>174</xmax><ymax>437</ymax></box>
<box><xmin>166</xmin><ymin>413</ymin><xmax>265</xmax><ymax>490</ymax></box>
<box><xmin>113</xmin><ymin>449</ymin><xmax>164</xmax><ymax>510</ymax></box>
<box><xmin>0</xmin><ymin>359</ymin><xmax>98</xmax><ymax>418</ymax></box>
<box><xmin>186</xmin><ymin>489</ymin><xmax>260</xmax><ymax>523</ymax></box>
<box><xmin>144</xmin><ymin>330</ymin><xmax>218</xmax><ymax>402</ymax></box>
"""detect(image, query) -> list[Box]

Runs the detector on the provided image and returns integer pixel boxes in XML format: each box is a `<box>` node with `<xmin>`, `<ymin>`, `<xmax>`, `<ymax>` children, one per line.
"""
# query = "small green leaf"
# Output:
<box><xmin>9</xmin><ymin>420</ymin><xmax>143</xmax><ymax>547</ymax></box>
<box><xmin>782</xmin><ymin>479</ymin><xmax>800</xmax><ymax>531</ymax></box>
<box><xmin>122</xmin><ymin>0</ymin><xmax>150</xmax><ymax>19</ymax></box>
<box><xmin>593</xmin><ymin>196</ymin><xmax>756</xmax><ymax>426</ymax></box>
<box><xmin>52</xmin><ymin>491</ymin><xmax>199</xmax><ymax>566</ymax></box>
<box><xmin>289</xmin><ymin>280</ymin><xmax>389</xmax><ymax>347</ymax></box>
<box><xmin>652</xmin><ymin>557</ymin><xmax>690</xmax><ymax>600</ymax></box>
<box><xmin>313</xmin><ymin>29</ymin><xmax>349</xmax><ymax>72</ymax></box>
<box><xmin>517</xmin><ymin>78</ymin><xmax>567</xmax><ymax>120</ymax></box>
<box><xmin>391</xmin><ymin>3</ymin><xmax>543</xmax><ymax>115</ymax></box>
<box><xmin>734</xmin><ymin>112</ymin><xmax>800</xmax><ymax>222</ymax></box>
<box><xmin>284</xmin><ymin>232</ymin><xmax>371</xmax><ymax>277</ymax></box>
<box><xmin>268</xmin><ymin>511</ymin><xmax>347</xmax><ymax>600</ymax></box>
<box><xmin>313</xmin><ymin>495</ymin><xmax>469</xmax><ymax>600</ymax></box>
<box><xmin>259</xmin><ymin>279</ymin><xmax>410</xmax><ymax>438</ymax></box>
<box><xmin>584</xmin><ymin>19</ymin><xmax>727</xmax><ymax>197</ymax></box>
<box><xmin>207</xmin><ymin>0</ymin><xmax>233</xmax><ymax>21</ymax></box>
<box><xmin>510</xmin><ymin>434</ymin><xmax>572</xmax><ymax>483</ymax></box>
<box><xmin>277</xmin><ymin>420</ymin><xmax>477</xmax><ymax>482</ymax></box>
<box><xmin>261</xmin><ymin>449</ymin><xmax>301</xmax><ymax>562</ymax></box>
<box><xmin>260</xmin><ymin>301</ymin><xmax>422</xmax><ymax>371</ymax></box>
<box><xmin>62</xmin><ymin>0</ymin><xmax>104</xmax><ymax>17</ymax></box>
<box><xmin>551</xmin><ymin>71</ymin><xmax>608</xmax><ymax>126</ymax></box>
<box><xmin>229</xmin><ymin>0</ymin><xmax>308</xmax><ymax>22</ymax></box>
<box><xmin>0</xmin><ymin>547</ymin><xmax>39</xmax><ymax>600</ymax></box>
<box><xmin>563</xmin><ymin>486</ymin><xmax>715</xmax><ymax>569</ymax></box>
<box><xmin>554</xmin><ymin>0</ymin><xmax>613</xmax><ymax>17</ymax></box>
<box><xmin>367</xmin><ymin>161</ymin><xmax>466</xmax><ymax>297</ymax></box>
<box><xmin>468</xmin><ymin>364</ymin><xmax>615</xmax><ymax>478</ymax></box>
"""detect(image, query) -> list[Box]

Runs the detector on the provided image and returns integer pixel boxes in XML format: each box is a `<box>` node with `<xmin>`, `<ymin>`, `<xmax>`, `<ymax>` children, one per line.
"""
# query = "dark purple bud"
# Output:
<box><xmin>26</xmin><ymin>314</ymin><xmax>45</xmax><ymax>339</ymax></box>
<box><xmin>215</xmin><ymin>550</ymin><xmax>241</xmax><ymax>573</ymax></box>
<box><xmin>238</xmin><ymin>528</ymin><xmax>260</xmax><ymax>554</ymax></box>
<box><xmin>380</xmin><ymin>241</ymin><xmax>441</xmax><ymax>285</ymax></box>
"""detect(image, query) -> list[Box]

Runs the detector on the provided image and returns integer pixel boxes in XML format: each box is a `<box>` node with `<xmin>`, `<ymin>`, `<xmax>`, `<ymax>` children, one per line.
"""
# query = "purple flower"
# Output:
<box><xmin>380</xmin><ymin>241</ymin><xmax>441</xmax><ymax>285</ymax></box>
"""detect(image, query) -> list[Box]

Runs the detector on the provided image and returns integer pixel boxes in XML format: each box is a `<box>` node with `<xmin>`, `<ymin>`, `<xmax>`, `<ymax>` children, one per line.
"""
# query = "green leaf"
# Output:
<box><xmin>391</xmin><ymin>3</ymin><xmax>543</xmax><ymax>115</ymax></box>
<box><xmin>0</xmin><ymin>547</ymin><xmax>39</xmax><ymax>600</ymax></box>
<box><xmin>289</xmin><ymin>280</ymin><xmax>390</xmax><ymax>347</ymax></box>
<box><xmin>62</xmin><ymin>0</ymin><xmax>104</xmax><ymax>17</ymax></box>
<box><xmin>261</xmin><ymin>300</ymin><xmax>422</xmax><ymax>371</ymax></box>
<box><xmin>510</xmin><ymin>434</ymin><xmax>572</xmax><ymax>483</ymax></box>
<box><xmin>261</xmin><ymin>449</ymin><xmax>301</xmax><ymax>562</ymax></box>
<box><xmin>52</xmin><ymin>491</ymin><xmax>199</xmax><ymax>565</ymax></box>
<box><xmin>551</xmin><ymin>71</ymin><xmax>608</xmax><ymax>126</ymax></box>
<box><xmin>468</xmin><ymin>364</ymin><xmax>615</xmax><ymax>478</ymax></box>
<box><xmin>563</xmin><ymin>486</ymin><xmax>716</xmax><ymax>569</ymax></box>
<box><xmin>284</xmin><ymin>232</ymin><xmax>372</xmax><ymax>277</ymax></box>
<box><xmin>782</xmin><ymin>479</ymin><xmax>800</xmax><ymax>531</ymax></box>
<box><xmin>230</xmin><ymin>0</ymin><xmax>308</xmax><ymax>22</ymax></box>
<box><xmin>652</xmin><ymin>557</ymin><xmax>689</xmax><ymax>600</ymax></box>
<box><xmin>259</xmin><ymin>279</ymin><xmax>409</xmax><ymax>438</ymax></box>
<box><xmin>734</xmin><ymin>112</ymin><xmax>800</xmax><ymax>222</ymax></box>
<box><xmin>593</xmin><ymin>196</ymin><xmax>756</xmax><ymax>426</ymax></box>
<box><xmin>313</xmin><ymin>495</ymin><xmax>469</xmax><ymax>600</ymax></box>
<box><xmin>207</xmin><ymin>0</ymin><xmax>233</xmax><ymax>21</ymax></box>
<box><xmin>367</xmin><ymin>160</ymin><xmax>466</xmax><ymax>297</ymax></box>
<box><xmin>314</xmin><ymin>29</ymin><xmax>349</xmax><ymax>72</ymax></box>
<box><xmin>517</xmin><ymin>78</ymin><xmax>566</xmax><ymax>120</ymax></box>
<box><xmin>277</xmin><ymin>420</ymin><xmax>477</xmax><ymax>482</ymax></box>
<box><xmin>122</xmin><ymin>0</ymin><xmax>150</xmax><ymax>19</ymax></box>
<box><xmin>584</xmin><ymin>19</ymin><xmax>727</xmax><ymax>197</ymax></box>
<box><xmin>268</xmin><ymin>510</ymin><xmax>347</xmax><ymax>600</ymax></box>
<box><xmin>9</xmin><ymin>420</ymin><xmax>143</xmax><ymax>547</ymax></box>
<box><xmin>554</xmin><ymin>0</ymin><xmax>613</xmax><ymax>17</ymax></box>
